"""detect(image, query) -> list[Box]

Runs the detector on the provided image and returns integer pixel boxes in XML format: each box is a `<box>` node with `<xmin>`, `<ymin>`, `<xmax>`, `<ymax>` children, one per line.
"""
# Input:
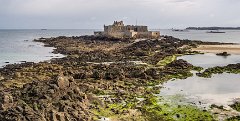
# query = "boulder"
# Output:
<box><xmin>0</xmin><ymin>75</ymin><xmax>4</xmax><ymax>81</ymax></box>
<box><xmin>104</xmin><ymin>68</ymin><xmax>124</xmax><ymax>80</ymax></box>
<box><xmin>56</xmin><ymin>76</ymin><xmax>70</xmax><ymax>89</ymax></box>
<box><xmin>0</xmin><ymin>93</ymin><xmax>13</xmax><ymax>110</ymax></box>
<box><xmin>166</xmin><ymin>59</ymin><xmax>193</xmax><ymax>69</ymax></box>
<box><xmin>73</xmin><ymin>72</ymin><xmax>86</xmax><ymax>79</ymax></box>
<box><xmin>50</xmin><ymin>110</ymin><xmax>66</xmax><ymax>121</ymax></box>
<box><xmin>14</xmin><ymin>72</ymin><xmax>21</xmax><ymax>78</ymax></box>
<box><xmin>216</xmin><ymin>52</ymin><xmax>230</xmax><ymax>56</ymax></box>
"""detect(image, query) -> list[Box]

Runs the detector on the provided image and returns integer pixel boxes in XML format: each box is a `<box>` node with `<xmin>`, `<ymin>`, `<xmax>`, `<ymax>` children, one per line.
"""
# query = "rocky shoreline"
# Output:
<box><xmin>0</xmin><ymin>35</ymin><xmax>239</xmax><ymax>121</ymax></box>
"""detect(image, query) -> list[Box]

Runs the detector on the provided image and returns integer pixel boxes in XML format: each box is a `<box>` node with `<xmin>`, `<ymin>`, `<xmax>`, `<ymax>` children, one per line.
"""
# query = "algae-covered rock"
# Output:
<box><xmin>0</xmin><ymin>77</ymin><xmax>94</xmax><ymax>121</ymax></box>
<box><xmin>216</xmin><ymin>52</ymin><xmax>230</xmax><ymax>56</ymax></box>
<box><xmin>166</xmin><ymin>59</ymin><xmax>193</xmax><ymax>69</ymax></box>
<box><xmin>0</xmin><ymin>75</ymin><xmax>4</xmax><ymax>81</ymax></box>
<box><xmin>197</xmin><ymin>63</ymin><xmax>240</xmax><ymax>78</ymax></box>
<box><xmin>0</xmin><ymin>35</ymin><xmax>222</xmax><ymax>120</ymax></box>
<box><xmin>105</xmin><ymin>67</ymin><xmax>124</xmax><ymax>80</ymax></box>
<box><xmin>56</xmin><ymin>76</ymin><xmax>70</xmax><ymax>89</ymax></box>
<box><xmin>230</xmin><ymin>101</ymin><xmax>240</xmax><ymax>112</ymax></box>
<box><xmin>0</xmin><ymin>92</ymin><xmax>13</xmax><ymax>111</ymax></box>
<box><xmin>226</xmin><ymin>116</ymin><xmax>240</xmax><ymax>121</ymax></box>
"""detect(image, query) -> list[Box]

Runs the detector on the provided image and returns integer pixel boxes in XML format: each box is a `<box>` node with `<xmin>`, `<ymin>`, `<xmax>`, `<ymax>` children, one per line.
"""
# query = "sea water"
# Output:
<box><xmin>160</xmin><ymin>29</ymin><xmax>240</xmax><ymax>43</ymax></box>
<box><xmin>0</xmin><ymin>29</ymin><xmax>95</xmax><ymax>67</ymax></box>
<box><xmin>160</xmin><ymin>54</ymin><xmax>240</xmax><ymax>106</ymax></box>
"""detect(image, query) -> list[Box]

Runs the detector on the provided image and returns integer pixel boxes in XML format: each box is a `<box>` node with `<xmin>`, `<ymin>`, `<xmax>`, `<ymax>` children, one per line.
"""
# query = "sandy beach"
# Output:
<box><xmin>192</xmin><ymin>44</ymin><xmax>240</xmax><ymax>54</ymax></box>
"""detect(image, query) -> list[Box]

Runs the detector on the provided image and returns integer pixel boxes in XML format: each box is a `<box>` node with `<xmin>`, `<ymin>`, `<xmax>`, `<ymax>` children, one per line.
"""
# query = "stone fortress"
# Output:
<box><xmin>94</xmin><ymin>21</ymin><xmax>160</xmax><ymax>39</ymax></box>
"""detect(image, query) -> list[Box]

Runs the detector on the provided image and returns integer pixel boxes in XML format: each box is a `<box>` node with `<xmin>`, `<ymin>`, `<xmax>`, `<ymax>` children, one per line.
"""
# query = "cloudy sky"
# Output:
<box><xmin>0</xmin><ymin>0</ymin><xmax>240</xmax><ymax>29</ymax></box>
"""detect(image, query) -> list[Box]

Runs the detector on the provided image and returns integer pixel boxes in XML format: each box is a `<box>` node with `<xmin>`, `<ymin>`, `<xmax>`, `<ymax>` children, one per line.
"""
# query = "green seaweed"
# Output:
<box><xmin>197</xmin><ymin>66</ymin><xmax>240</xmax><ymax>78</ymax></box>
<box><xmin>210</xmin><ymin>104</ymin><xmax>224</xmax><ymax>110</ymax></box>
<box><xmin>229</xmin><ymin>102</ymin><xmax>240</xmax><ymax>112</ymax></box>
<box><xmin>192</xmin><ymin>66</ymin><xmax>204</xmax><ymax>72</ymax></box>
<box><xmin>140</xmin><ymin>94</ymin><xmax>215</xmax><ymax>121</ymax></box>
<box><xmin>157</xmin><ymin>55</ymin><xmax>177</xmax><ymax>67</ymax></box>
<box><xmin>169</xmin><ymin>105</ymin><xmax>215</xmax><ymax>121</ymax></box>
<box><xmin>226</xmin><ymin>116</ymin><xmax>240</xmax><ymax>121</ymax></box>
<box><xmin>166</xmin><ymin>72</ymin><xmax>193</xmax><ymax>80</ymax></box>
<box><xmin>141</xmin><ymin>95</ymin><xmax>172</xmax><ymax>121</ymax></box>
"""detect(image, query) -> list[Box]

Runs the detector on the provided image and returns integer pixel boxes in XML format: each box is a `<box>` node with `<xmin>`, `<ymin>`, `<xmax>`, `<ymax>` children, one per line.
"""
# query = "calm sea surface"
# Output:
<box><xmin>160</xmin><ymin>29</ymin><xmax>240</xmax><ymax>43</ymax></box>
<box><xmin>161</xmin><ymin>53</ymin><xmax>240</xmax><ymax>106</ymax></box>
<box><xmin>0</xmin><ymin>29</ymin><xmax>95</xmax><ymax>67</ymax></box>
<box><xmin>1</xmin><ymin>29</ymin><xmax>240</xmax><ymax>67</ymax></box>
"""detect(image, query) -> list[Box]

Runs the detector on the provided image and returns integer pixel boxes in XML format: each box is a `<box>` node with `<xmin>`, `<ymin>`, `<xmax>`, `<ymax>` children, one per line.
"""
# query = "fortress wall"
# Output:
<box><xmin>105</xmin><ymin>25</ymin><xmax>126</xmax><ymax>33</ymax></box>
<box><xmin>124</xmin><ymin>26</ymin><xmax>148</xmax><ymax>32</ymax></box>
<box><xmin>136</xmin><ymin>32</ymin><xmax>151</xmax><ymax>38</ymax></box>
<box><xmin>124</xmin><ymin>31</ymin><xmax>138</xmax><ymax>38</ymax></box>
<box><xmin>108</xmin><ymin>32</ymin><xmax>126</xmax><ymax>38</ymax></box>
<box><xmin>97</xmin><ymin>21</ymin><xmax>160</xmax><ymax>39</ymax></box>
<box><xmin>150</xmin><ymin>31</ymin><xmax>160</xmax><ymax>38</ymax></box>
<box><xmin>136</xmin><ymin>31</ymin><xmax>160</xmax><ymax>39</ymax></box>
<box><xmin>135</xmin><ymin>26</ymin><xmax>148</xmax><ymax>32</ymax></box>
<box><xmin>105</xmin><ymin>25</ymin><xmax>148</xmax><ymax>33</ymax></box>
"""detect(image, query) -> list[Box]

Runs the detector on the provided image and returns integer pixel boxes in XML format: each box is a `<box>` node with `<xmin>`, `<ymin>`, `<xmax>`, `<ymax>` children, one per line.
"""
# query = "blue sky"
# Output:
<box><xmin>0</xmin><ymin>0</ymin><xmax>240</xmax><ymax>29</ymax></box>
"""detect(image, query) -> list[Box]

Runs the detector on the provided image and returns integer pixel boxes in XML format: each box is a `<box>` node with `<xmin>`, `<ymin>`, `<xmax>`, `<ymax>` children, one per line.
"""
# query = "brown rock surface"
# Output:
<box><xmin>0</xmin><ymin>35</ymin><xmax>217</xmax><ymax>120</ymax></box>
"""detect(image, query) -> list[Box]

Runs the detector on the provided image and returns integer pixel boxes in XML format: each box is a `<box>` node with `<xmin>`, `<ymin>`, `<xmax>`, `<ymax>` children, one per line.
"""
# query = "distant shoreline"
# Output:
<box><xmin>186</xmin><ymin>27</ymin><xmax>240</xmax><ymax>30</ymax></box>
<box><xmin>192</xmin><ymin>44</ymin><xmax>240</xmax><ymax>54</ymax></box>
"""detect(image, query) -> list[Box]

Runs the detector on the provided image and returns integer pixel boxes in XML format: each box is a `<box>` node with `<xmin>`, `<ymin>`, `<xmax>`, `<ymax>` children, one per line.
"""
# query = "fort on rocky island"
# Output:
<box><xmin>94</xmin><ymin>21</ymin><xmax>160</xmax><ymax>39</ymax></box>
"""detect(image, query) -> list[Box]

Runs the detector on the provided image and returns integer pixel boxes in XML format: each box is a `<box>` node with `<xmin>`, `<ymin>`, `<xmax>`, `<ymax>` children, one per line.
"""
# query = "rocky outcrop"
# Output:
<box><xmin>0</xmin><ymin>92</ymin><xmax>13</xmax><ymax>111</ymax></box>
<box><xmin>0</xmin><ymin>35</ymin><xmax>215</xmax><ymax>120</ymax></box>
<box><xmin>0</xmin><ymin>75</ymin><xmax>95</xmax><ymax>121</ymax></box>
<box><xmin>56</xmin><ymin>76</ymin><xmax>70</xmax><ymax>89</ymax></box>
<box><xmin>166</xmin><ymin>59</ymin><xmax>193</xmax><ymax>69</ymax></box>
<box><xmin>216</xmin><ymin>52</ymin><xmax>230</xmax><ymax>56</ymax></box>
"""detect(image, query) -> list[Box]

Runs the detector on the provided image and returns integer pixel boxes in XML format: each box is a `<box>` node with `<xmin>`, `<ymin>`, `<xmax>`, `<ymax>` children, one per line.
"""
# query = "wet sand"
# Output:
<box><xmin>192</xmin><ymin>44</ymin><xmax>240</xmax><ymax>54</ymax></box>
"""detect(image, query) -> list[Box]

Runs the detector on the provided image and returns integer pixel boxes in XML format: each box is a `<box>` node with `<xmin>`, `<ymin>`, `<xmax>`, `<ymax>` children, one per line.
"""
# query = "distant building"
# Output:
<box><xmin>94</xmin><ymin>21</ymin><xmax>160</xmax><ymax>39</ymax></box>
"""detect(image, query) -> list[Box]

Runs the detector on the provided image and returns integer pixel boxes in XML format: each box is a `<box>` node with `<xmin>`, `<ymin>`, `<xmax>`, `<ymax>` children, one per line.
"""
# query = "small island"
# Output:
<box><xmin>1</xmin><ymin>22</ymin><xmax>240</xmax><ymax>121</ymax></box>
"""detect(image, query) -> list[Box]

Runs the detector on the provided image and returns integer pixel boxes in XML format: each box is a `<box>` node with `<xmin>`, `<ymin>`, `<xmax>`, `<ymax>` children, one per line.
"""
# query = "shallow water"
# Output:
<box><xmin>178</xmin><ymin>53</ymin><xmax>240</xmax><ymax>68</ymax></box>
<box><xmin>0</xmin><ymin>29</ymin><xmax>95</xmax><ymax>67</ymax></box>
<box><xmin>160</xmin><ymin>54</ymin><xmax>240</xmax><ymax>106</ymax></box>
<box><xmin>161</xmin><ymin>73</ymin><xmax>240</xmax><ymax>106</ymax></box>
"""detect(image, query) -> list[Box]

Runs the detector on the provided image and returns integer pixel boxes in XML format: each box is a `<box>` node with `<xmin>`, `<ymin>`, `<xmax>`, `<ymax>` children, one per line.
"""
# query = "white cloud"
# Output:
<box><xmin>0</xmin><ymin>0</ymin><xmax>240</xmax><ymax>29</ymax></box>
